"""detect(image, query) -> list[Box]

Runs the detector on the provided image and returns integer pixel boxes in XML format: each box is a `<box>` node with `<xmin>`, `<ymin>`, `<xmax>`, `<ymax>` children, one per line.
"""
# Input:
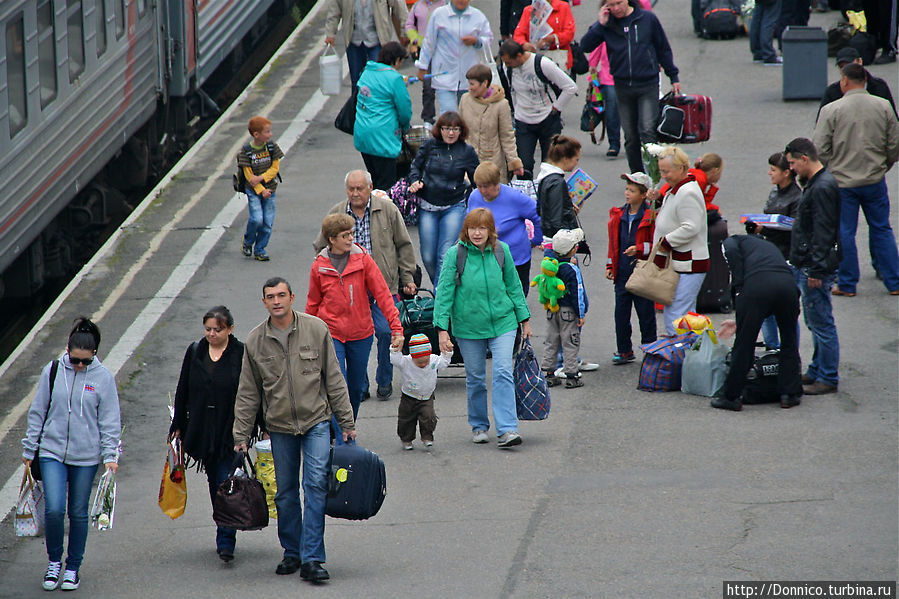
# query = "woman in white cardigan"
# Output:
<box><xmin>652</xmin><ymin>146</ymin><xmax>709</xmax><ymax>335</ymax></box>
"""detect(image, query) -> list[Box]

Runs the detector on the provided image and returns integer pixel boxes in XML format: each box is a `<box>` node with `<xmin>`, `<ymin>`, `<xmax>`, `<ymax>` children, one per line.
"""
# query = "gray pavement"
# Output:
<box><xmin>0</xmin><ymin>1</ymin><xmax>897</xmax><ymax>597</ymax></box>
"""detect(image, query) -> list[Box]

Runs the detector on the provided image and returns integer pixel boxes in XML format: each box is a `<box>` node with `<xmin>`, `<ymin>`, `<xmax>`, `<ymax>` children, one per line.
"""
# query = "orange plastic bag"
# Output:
<box><xmin>158</xmin><ymin>441</ymin><xmax>186</xmax><ymax>519</ymax></box>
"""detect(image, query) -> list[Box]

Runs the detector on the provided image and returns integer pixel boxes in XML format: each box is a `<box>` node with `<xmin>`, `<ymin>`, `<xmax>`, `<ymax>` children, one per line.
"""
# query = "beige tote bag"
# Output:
<box><xmin>625</xmin><ymin>243</ymin><xmax>680</xmax><ymax>306</ymax></box>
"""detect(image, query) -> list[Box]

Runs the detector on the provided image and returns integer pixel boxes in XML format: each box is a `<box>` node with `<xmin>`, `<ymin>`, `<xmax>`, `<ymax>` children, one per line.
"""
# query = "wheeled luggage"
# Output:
<box><xmin>696</xmin><ymin>217</ymin><xmax>731</xmax><ymax>313</ymax></box>
<box><xmin>326</xmin><ymin>444</ymin><xmax>387</xmax><ymax>520</ymax></box>
<box><xmin>657</xmin><ymin>93</ymin><xmax>712</xmax><ymax>144</ymax></box>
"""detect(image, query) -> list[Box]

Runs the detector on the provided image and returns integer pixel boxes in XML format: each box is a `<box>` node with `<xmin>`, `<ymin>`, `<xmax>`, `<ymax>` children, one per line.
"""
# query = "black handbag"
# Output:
<box><xmin>212</xmin><ymin>452</ymin><xmax>269</xmax><ymax>531</ymax></box>
<box><xmin>31</xmin><ymin>360</ymin><xmax>60</xmax><ymax>481</ymax></box>
<box><xmin>568</xmin><ymin>41</ymin><xmax>589</xmax><ymax>75</ymax></box>
<box><xmin>334</xmin><ymin>89</ymin><xmax>359</xmax><ymax>135</ymax></box>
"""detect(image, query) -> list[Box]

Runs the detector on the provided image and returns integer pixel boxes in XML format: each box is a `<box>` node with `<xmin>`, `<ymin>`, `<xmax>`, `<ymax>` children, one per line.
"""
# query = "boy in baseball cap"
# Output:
<box><xmin>390</xmin><ymin>333</ymin><xmax>452</xmax><ymax>450</ymax></box>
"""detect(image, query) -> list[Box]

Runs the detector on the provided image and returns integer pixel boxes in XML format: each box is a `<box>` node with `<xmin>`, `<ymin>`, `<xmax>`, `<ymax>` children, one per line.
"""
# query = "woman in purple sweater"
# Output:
<box><xmin>467</xmin><ymin>162</ymin><xmax>542</xmax><ymax>293</ymax></box>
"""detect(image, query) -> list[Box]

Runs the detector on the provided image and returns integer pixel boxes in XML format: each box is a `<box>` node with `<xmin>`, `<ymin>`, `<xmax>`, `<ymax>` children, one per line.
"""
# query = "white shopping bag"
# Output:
<box><xmin>320</xmin><ymin>45</ymin><xmax>342</xmax><ymax>96</ymax></box>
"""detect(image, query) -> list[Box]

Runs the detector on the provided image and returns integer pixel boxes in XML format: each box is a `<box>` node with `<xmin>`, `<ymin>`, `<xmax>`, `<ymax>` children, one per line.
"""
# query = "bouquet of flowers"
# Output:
<box><xmin>90</xmin><ymin>469</ymin><xmax>116</xmax><ymax>531</ymax></box>
<box><xmin>641</xmin><ymin>143</ymin><xmax>667</xmax><ymax>188</ymax></box>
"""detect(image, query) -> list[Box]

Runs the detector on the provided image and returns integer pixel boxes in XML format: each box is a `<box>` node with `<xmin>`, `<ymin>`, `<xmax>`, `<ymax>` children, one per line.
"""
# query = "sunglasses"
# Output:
<box><xmin>69</xmin><ymin>356</ymin><xmax>94</xmax><ymax>366</ymax></box>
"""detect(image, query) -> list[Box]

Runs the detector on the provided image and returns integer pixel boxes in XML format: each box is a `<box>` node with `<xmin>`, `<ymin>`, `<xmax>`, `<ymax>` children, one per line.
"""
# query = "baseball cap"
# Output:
<box><xmin>408</xmin><ymin>333</ymin><xmax>432</xmax><ymax>359</ymax></box>
<box><xmin>835</xmin><ymin>47</ymin><xmax>860</xmax><ymax>66</ymax></box>
<box><xmin>620</xmin><ymin>172</ymin><xmax>653</xmax><ymax>190</ymax></box>
<box><xmin>551</xmin><ymin>228</ymin><xmax>585</xmax><ymax>256</ymax></box>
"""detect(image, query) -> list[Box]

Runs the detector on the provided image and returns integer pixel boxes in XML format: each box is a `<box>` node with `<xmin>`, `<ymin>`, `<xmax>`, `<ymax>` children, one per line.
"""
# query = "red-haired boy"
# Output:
<box><xmin>237</xmin><ymin>116</ymin><xmax>284</xmax><ymax>261</ymax></box>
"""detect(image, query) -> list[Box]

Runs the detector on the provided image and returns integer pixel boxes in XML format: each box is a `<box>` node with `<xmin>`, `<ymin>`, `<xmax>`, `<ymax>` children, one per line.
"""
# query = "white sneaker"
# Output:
<box><xmin>472</xmin><ymin>430</ymin><xmax>489</xmax><ymax>444</ymax></box>
<box><xmin>402</xmin><ymin>442</ymin><xmax>414</xmax><ymax>450</ymax></box>
<box><xmin>424</xmin><ymin>440</ymin><xmax>433</xmax><ymax>447</ymax></box>
<box><xmin>497</xmin><ymin>431</ymin><xmax>522</xmax><ymax>449</ymax></box>
<box><xmin>60</xmin><ymin>569</ymin><xmax>79</xmax><ymax>591</ymax></box>
<box><xmin>578</xmin><ymin>360</ymin><xmax>599</xmax><ymax>371</ymax></box>
<box><xmin>43</xmin><ymin>562</ymin><xmax>62</xmax><ymax>591</ymax></box>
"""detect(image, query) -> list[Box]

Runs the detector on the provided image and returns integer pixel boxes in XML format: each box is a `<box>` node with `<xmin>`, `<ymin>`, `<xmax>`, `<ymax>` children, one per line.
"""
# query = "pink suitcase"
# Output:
<box><xmin>657</xmin><ymin>93</ymin><xmax>712</xmax><ymax>144</ymax></box>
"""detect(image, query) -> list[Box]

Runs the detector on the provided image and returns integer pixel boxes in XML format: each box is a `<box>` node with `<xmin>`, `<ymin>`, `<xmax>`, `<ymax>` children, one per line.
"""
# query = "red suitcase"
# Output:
<box><xmin>657</xmin><ymin>93</ymin><xmax>712</xmax><ymax>144</ymax></box>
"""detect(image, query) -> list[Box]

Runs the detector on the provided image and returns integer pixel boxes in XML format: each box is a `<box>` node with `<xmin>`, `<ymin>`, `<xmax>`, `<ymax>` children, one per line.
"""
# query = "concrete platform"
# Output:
<box><xmin>0</xmin><ymin>1</ymin><xmax>896</xmax><ymax>596</ymax></box>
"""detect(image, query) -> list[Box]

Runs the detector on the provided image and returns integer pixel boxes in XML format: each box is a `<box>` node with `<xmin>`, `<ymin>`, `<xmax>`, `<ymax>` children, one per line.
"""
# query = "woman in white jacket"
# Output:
<box><xmin>652</xmin><ymin>146</ymin><xmax>709</xmax><ymax>335</ymax></box>
<box><xmin>415</xmin><ymin>0</ymin><xmax>493</xmax><ymax>114</ymax></box>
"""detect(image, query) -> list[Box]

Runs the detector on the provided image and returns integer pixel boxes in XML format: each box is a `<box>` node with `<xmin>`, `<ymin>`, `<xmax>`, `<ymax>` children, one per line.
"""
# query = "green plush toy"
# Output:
<box><xmin>530</xmin><ymin>257</ymin><xmax>566</xmax><ymax>312</ymax></box>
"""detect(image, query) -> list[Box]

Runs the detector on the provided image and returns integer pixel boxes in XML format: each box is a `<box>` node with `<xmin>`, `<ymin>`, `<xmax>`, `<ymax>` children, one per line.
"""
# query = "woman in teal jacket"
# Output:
<box><xmin>354</xmin><ymin>41</ymin><xmax>413</xmax><ymax>192</ymax></box>
<box><xmin>434</xmin><ymin>208</ymin><xmax>533</xmax><ymax>448</ymax></box>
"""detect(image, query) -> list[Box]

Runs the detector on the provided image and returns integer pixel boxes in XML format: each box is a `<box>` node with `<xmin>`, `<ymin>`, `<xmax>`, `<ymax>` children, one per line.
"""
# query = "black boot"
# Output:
<box><xmin>711</xmin><ymin>395</ymin><xmax>742</xmax><ymax>411</ymax></box>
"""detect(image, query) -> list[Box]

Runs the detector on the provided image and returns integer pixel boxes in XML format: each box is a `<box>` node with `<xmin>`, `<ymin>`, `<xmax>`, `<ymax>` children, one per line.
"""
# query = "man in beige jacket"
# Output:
<box><xmin>325</xmin><ymin>0</ymin><xmax>409</xmax><ymax>89</ymax></box>
<box><xmin>814</xmin><ymin>62</ymin><xmax>899</xmax><ymax>296</ymax></box>
<box><xmin>233</xmin><ymin>276</ymin><xmax>354</xmax><ymax>582</ymax></box>
<box><xmin>314</xmin><ymin>170</ymin><xmax>417</xmax><ymax>399</ymax></box>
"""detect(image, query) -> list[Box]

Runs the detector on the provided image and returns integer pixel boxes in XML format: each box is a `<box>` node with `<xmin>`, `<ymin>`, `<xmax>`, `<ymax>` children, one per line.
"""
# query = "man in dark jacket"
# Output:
<box><xmin>580</xmin><ymin>0</ymin><xmax>681</xmax><ymax>173</ymax></box>
<box><xmin>816</xmin><ymin>47</ymin><xmax>896</xmax><ymax>121</ymax></box>
<box><xmin>785</xmin><ymin>138</ymin><xmax>841</xmax><ymax>396</ymax></box>
<box><xmin>499</xmin><ymin>0</ymin><xmax>530</xmax><ymax>39</ymax></box>
<box><xmin>711</xmin><ymin>234</ymin><xmax>802</xmax><ymax>411</ymax></box>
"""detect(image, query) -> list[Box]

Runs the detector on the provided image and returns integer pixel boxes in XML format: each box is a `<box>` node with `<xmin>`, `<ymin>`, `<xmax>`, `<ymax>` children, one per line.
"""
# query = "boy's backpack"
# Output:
<box><xmin>454</xmin><ymin>242</ymin><xmax>505</xmax><ymax>286</ymax></box>
<box><xmin>700</xmin><ymin>0</ymin><xmax>741</xmax><ymax>39</ymax></box>
<box><xmin>579</xmin><ymin>73</ymin><xmax>606</xmax><ymax>145</ymax></box>
<box><xmin>497</xmin><ymin>53</ymin><xmax>563</xmax><ymax>115</ymax></box>
<box><xmin>388</xmin><ymin>178</ymin><xmax>421</xmax><ymax>227</ymax></box>
<box><xmin>637</xmin><ymin>332</ymin><xmax>698</xmax><ymax>392</ymax></box>
<box><xmin>232</xmin><ymin>142</ymin><xmax>283</xmax><ymax>193</ymax></box>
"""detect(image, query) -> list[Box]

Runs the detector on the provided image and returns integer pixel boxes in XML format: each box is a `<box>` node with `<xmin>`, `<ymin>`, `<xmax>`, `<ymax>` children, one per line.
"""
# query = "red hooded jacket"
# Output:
<box><xmin>606</xmin><ymin>202</ymin><xmax>655</xmax><ymax>282</ymax></box>
<box><xmin>659</xmin><ymin>168</ymin><xmax>719</xmax><ymax>213</ymax></box>
<box><xmin>306</xmin><ymin>244</ymin><xmax>403</xmax><ymax>343</ymax></box>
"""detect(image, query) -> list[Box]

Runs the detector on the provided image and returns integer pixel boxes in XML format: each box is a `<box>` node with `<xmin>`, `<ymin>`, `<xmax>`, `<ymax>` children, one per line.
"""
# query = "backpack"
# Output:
<box><xmin>497</xmin><ymin>54</ymin><xmax>563</xmax><ymax>115</ymax></box>
<box><xmin>579</xmin><ymin>74</ymin><xmax>606</xmax><ymax>144</ymax></box>
<box><xmin>700</xmin><ymin>0</ymin><xmax>741</xmax><ymax>39</ymax></box>
<box><xmin>454</xmin><ymin>242</ymin><xmax>505</xmax><ymax>286</ymax></box>
<box><xmin>232</xmin><ymin>142</ymin><xmax>283</xmax><ymax>193</ymax></box>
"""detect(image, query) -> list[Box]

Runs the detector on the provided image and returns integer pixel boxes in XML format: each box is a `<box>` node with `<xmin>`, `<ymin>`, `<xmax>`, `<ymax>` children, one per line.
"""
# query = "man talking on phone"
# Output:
<box><xmin>580</xmin><ymin>0</ymin><xmax>681</xmax><ymax>173</ymax></box>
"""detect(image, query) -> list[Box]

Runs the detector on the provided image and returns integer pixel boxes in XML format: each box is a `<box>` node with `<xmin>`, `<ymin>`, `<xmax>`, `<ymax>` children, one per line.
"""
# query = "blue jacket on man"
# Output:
<box><xmin>580</xmin><ymin>6</ymin><xmax>679</xmax><ymax>88</ymax></box>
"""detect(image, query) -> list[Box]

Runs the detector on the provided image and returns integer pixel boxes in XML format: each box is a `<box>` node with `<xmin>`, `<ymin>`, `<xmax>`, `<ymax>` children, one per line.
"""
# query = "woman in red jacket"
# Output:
<box><xmin>307</xmin><ymin>214</ymin><xmax>404</xmax><ymax>439</ymax></box>
<box><xmin>512</xmin><ymin>0</ymin><xmax>576</xmax><ymax>72</ymax></box>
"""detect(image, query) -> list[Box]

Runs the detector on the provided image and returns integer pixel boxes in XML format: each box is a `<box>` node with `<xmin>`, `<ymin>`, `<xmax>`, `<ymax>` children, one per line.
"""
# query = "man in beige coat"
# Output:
<box><xmin>325</xmin><ymin>0</ymin><xmax>409</xmax><ymax>89</ymax></box>
<box><xmin>313</xmin><ymin>170</ymin><xmax>417</xmax><ymax>399</ymax></box>
<box><xmin>458</xmin><ymin>64</ymin><xmax>524</xmax><ymax>183</ymax></box>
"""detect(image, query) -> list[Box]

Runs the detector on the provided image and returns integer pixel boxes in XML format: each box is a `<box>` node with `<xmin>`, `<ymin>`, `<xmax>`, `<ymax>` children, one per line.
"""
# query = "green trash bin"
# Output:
<box><xmin>782</xmin><ymin>26</ymin><xmax>827</xmax><ymax>100</ymax></box>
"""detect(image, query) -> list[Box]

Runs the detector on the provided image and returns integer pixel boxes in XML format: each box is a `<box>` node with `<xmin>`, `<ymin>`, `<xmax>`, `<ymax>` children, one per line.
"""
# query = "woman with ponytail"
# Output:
<box><xmin>535</xmin><ymin>134</ymin><xmax>583</xmax><ymax>246</ymax></box>
<box><xmin>22</xmin><ymin>317</ymin><xmax>121</xmax><ymax>591</ymax></box>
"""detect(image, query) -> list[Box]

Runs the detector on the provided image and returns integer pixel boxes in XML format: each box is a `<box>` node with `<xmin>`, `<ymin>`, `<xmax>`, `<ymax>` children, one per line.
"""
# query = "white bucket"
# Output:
<box><xmin>320</xmin><ymin>45</ymin><xmax>342</xmax><ymax>96</ymax></box>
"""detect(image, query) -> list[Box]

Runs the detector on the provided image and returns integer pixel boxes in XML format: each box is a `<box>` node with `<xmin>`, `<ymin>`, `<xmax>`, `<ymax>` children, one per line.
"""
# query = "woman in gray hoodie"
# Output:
<box><xmin>22</xmin><ymin>317</ymin><xmax>121</xmax><ymax>592</ymax></box>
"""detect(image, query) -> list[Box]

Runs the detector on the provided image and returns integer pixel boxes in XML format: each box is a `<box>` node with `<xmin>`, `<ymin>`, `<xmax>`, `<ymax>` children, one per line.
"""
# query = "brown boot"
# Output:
<box><xmin>802</xmin><ymin>381</ymin><xmax>838</xmax><ymax>395</ymax></box>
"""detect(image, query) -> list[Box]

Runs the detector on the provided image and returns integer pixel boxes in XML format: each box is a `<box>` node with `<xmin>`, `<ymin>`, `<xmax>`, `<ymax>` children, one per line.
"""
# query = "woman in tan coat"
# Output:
<box><xmin>458</xmin><ymin>64</ymin><xmax>524</xmax><ymax>183</ymax></box>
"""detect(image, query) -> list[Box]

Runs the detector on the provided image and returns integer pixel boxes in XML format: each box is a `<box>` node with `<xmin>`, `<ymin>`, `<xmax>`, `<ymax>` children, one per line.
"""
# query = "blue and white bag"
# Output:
<box><xmin>514</xmin><ymin>338</ymin><xmax>550</xmax><ymax>420</ymax></box>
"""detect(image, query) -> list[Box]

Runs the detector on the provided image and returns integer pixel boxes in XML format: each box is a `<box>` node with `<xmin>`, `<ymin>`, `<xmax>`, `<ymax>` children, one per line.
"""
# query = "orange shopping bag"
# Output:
<box><xmin>158</xmin><ymin>439</ymin><xmax>187</xmax><ymax>519</ymax></box>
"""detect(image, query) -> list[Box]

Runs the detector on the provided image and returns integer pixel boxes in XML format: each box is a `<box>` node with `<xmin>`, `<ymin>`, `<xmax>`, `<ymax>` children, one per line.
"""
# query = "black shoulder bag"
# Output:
<box><xmin>31</xmin><ymin>360</ymin><xmax>60</xmax><ymax>481</ymax></box>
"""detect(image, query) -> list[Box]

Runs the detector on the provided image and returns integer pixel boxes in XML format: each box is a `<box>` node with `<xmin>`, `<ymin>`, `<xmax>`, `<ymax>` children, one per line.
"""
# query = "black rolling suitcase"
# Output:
<box><xmin>325</xmin><ymin>444</ymin><xmax>386</xmax><ymax>520</ymax></box>
<box><xmin>697</xmin><ymin>216</ymin><xmax>732</xmax><ymax>313</ymax></box>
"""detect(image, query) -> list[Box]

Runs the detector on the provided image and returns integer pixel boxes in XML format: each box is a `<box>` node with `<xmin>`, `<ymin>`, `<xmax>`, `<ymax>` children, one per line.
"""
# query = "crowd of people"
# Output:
<box><xmin>19</xmin><ymin>0</ymin><xmax>897</xmax><ymax>591</ymax></box>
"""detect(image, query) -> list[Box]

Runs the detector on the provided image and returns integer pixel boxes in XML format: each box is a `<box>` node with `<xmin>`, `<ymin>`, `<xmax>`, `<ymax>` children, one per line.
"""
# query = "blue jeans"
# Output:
<box><xmin>367</xmin><ymin>295</ymin><xmax>395</xmax><ymax>389</ymax></box>
<box><xmin>614</xmin><ymin>280</ymin><xmax>657</xmax><ymax>353</ymax></box>
<box><xmin>331</xmin><ymin>335</ymin><xmax>374</xmax><ymax>445</ymax></box>
<box><xmin>615</xmin><ymin>82</ymin><xmax>661</xmax><ymax>173</ymax></box>
<box><xmin>662</xmin><ymin>272</ymin><xmax>706</xmax><ymax>336</ymax></box>
<box><xmin>205</xmin><ymin>455</ymin><xmax>238</xmax><ymax>553</ymax></box>
<box><xmin>269</xmin><ymin>423</ymin><xmax>331</xmax><ymax>563</ymax></box>
<box><xmin>599</xmin><ymin>84</ymin><xmax>621</xmax><ymax>152</ymax></box>
<box><xmin>750</xmin><ymin>0</ymin><xmax>781</xmax><ymax>61</ymax></box>
<box><xmin>40</xmin><ymin>458</ymin><xmax>99</xmax><ymax>571</ymax></box>
<box><xmin>244</xmin><ymin>189</ymin><xmax>276</xmax><ymax>256</ymax></box>
<box><xmin>347</xmin><ymin>42</ymin><xmax>380</xmax><ymax>90</ymax></box>
<box><xmin>455</xmin><ymin>329</ymin><xmax>518</xmax><ymax>436</ymax></box>
<box><xmin>435</xmin><ymin>89</ymin><xmax>465</xmax><ymax>114</ymax></box>
<box><xmin>798</xmin><ymin>269</ymin><xmax>839</xmax><ymax>386</ymax></box>
<box><xmin>837</xmin><ymin>179</ymin><xmax>899</xmax><ymax>293</ymax></box>
<box><xmin>418</xmin><ymin>201</ymin><xmax>467</xmax><ymax>287</ymax></box>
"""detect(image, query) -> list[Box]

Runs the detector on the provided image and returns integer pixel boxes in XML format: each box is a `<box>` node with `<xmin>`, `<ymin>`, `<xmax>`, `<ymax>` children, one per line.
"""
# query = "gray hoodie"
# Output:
<box><xmin>22</xmin><ymin>354</ymin><xmax>121</xmax><ymax>467</ymax></box>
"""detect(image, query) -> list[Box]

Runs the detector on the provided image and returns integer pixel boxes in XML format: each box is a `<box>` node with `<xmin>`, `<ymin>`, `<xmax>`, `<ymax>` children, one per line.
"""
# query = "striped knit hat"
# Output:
<box><xmin>408</xmin><ymin>334</ymin><xmax>432</xmax><ymax>359</ymax></box>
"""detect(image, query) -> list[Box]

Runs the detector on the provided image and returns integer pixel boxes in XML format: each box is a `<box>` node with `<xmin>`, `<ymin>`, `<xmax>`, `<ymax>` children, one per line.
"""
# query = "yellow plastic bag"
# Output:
<box><xmin>674</xmin><ymin>312</ymin><xmax>718</xmax><ymax>344</ymax></box>
<box><xmin>846</xmin><ymin>10</ymin><xmax>867</xmax><ymax>33</ymax></box>
<box><xmin>158</xmin><ymin>442</ymin><xmax>187</xmax><ymax>520</ymax></box>
<box><xmin>254</xmin><ymin>440</ymin><xmax>278</xmax><ymax>520</ymax></box>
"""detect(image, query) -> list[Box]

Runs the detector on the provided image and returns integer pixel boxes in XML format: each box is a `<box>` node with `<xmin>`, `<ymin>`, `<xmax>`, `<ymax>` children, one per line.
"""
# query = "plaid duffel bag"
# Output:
<box><xmin>514</xmin><ymin>338</ymin><xmax>550</xmax><ymax>420</ymax></box>
<box><xmin>637</xmin><ymin>332</ymin><xmax>698</xmax><ymax>392</ymax></box>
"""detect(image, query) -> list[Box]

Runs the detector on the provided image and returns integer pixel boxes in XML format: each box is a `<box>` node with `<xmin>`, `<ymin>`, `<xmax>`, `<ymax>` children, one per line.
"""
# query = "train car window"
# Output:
<box><xmin>6</xmin><ymin>16</ymin><xmax>27</xmax><ymax>138</ymax></box>
<box><xmin>114</xmin><ymin>0</ymin><xmax>124</xmax><ymax>40</ymax></box>
<box><xmin>137</xmin><ymin>0</ymin><xmax>146</xmax><ymax>17</ymax></box>
<box><xmin>67</xmin><ymin>0</ymin><xmax>85</xmax><ymax>82</ymax></box>
<box><xmin>97</xmin><ymin>0</ymin><xmax>108</xmax><ymax>56</ymax></box>
<box><xmin>38</xmin><ymin>1</ymin><xmax>58</xmax><ymax>108</ymax></box>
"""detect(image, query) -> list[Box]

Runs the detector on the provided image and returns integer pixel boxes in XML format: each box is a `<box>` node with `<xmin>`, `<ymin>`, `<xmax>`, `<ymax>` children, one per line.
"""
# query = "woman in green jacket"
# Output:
<box><xmin>354</xmin><ymin>42</ymin><xmax>413</xmax><ymax>192</ymax></box>
<box><xmin>434</xmin><ymin>208</ymin><xmax>533</xmax><ymax>448</ymax></box>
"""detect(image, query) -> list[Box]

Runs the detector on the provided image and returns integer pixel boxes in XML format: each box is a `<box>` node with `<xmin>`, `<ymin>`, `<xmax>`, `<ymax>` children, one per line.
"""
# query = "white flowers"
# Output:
<box><xmin>642</xmin><ymin>143</ymin><xmax>667</xmax><ymax>157</ymax></box>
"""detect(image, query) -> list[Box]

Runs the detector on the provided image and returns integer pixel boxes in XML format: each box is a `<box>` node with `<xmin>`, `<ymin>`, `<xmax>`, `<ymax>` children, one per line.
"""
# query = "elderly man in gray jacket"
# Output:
<box><xmin>314</xmin><ymin>170</ymin><xmax>418</xmax><ymax>400</ymax></box>
<box><xmin>813</xmin><ymin>62</ymin><xmax>899</xmax><ymax>298</ymax></box>
<box><xmin>324</xmin><ymin>0</ymin><xmax>408</xmax><ymax>89</ymax></box>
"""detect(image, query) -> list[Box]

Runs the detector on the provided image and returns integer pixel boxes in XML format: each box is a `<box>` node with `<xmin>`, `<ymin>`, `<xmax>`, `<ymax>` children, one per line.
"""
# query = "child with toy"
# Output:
<box><xmin>390</xmin><ymin>334</ymin><xmax>452</xmax><ymax>450</ymax></box>
<box><xmin>606</xmin><ymin>172</ymin><xmax>657</xmax><ymax>364</ymax></box>
<box><xmin>536</xmin><ymin>228</ymin><xmax>588</xmax><ymax>388</ymax></box>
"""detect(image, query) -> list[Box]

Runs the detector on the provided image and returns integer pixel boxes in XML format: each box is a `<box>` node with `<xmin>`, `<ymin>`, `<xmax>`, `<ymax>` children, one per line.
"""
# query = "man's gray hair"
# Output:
<box><xmin>345</xmin><ymin>170</ymin><xmax>373</xmax><ymax>186</ymax></box>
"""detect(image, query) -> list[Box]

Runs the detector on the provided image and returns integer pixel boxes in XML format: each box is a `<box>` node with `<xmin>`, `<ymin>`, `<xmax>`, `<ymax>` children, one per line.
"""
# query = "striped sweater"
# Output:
<box><xmin>652</xmin><ymin>176</ymin><xmax>709</xmax><ymax>273</ymax></box>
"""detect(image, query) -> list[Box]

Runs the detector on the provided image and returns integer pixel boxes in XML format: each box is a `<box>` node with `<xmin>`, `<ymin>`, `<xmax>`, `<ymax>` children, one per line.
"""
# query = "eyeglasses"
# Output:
<box><xmin>441</xmin><ymin>126</ymin><xmax>461</xmax><ymax>133</ymax></box>
<box><xmin>69</xmin><ymin>356</ymin><xmax>94</xmax><ymax>366</ymax></box>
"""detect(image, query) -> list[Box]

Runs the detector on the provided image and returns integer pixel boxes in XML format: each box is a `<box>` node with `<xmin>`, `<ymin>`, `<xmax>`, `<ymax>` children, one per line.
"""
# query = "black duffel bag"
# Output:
<box><xmin>726</xmin><ymin>345</ymin><xmax>781</xmax><ymax>404</ymax></box>
<box><xmin>213</xmin><ymin>452</ymin><xmax>269</xmax><ymax>531</ymax></box>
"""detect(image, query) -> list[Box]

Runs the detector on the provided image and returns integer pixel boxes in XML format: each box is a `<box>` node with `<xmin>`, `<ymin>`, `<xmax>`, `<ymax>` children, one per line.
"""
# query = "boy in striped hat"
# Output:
<box><xmin>390</xmin><ymin>333</ymin><xmax>452</xmax><ymax>450</ymax></box>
